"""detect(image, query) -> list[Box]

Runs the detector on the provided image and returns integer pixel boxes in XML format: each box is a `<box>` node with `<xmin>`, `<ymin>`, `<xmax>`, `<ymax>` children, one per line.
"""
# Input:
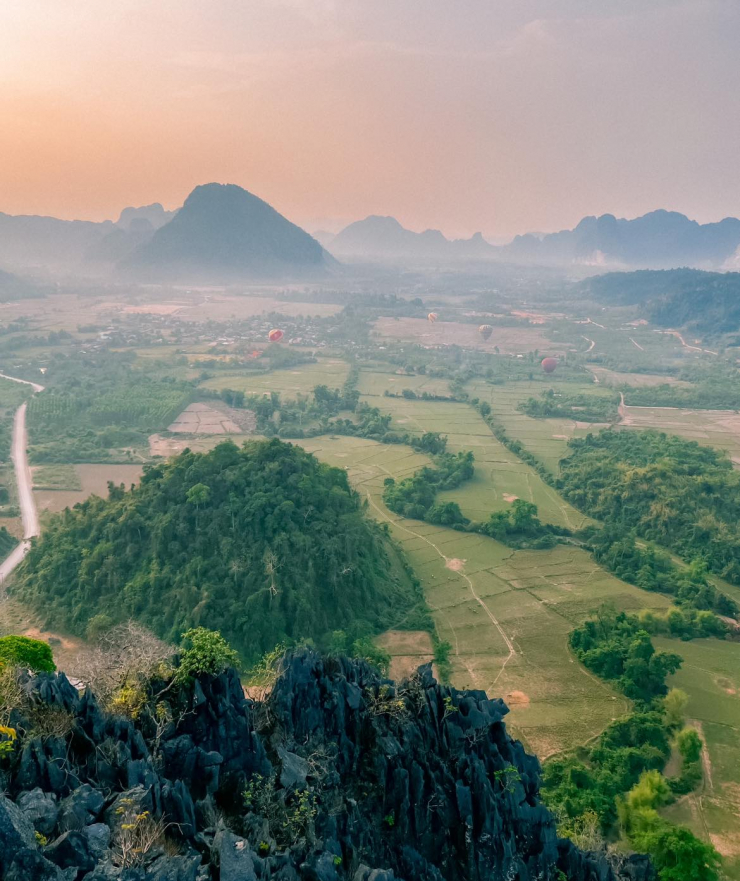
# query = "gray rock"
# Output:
<box><xmin>17</xmin><ymin>788</ymin><xmax>59</xmax><ymax>837</ymax></box>
<box><xmin>0</xmin><ymin>792</ymin><xmax>38</xmax><ymax>871</ymax></box>
<box><xmin>83</xmin><ymin>822</ymin><xmax>111</xmax><ymax>860</ymax></box>
<box><xmin>44</xmin><ymin>830</ymin><xmax>96</xmax><ymax>873</ymax></box>
<box><xmin>277</xmin><ymin>746</ymin><xmax>309</xmax><ymax>789</ymax></box>
<box><xmin>59</xmin><ymin>784</ymin><xmax>105</xmax><ymax>831</ymax></box>
<box><xmin>5</xmin><ymin>847</ymin><xmax>72</xmax><ymax>881</ymax></box>
<box><xmin>217</xmin><ymin>830</ymin><xmax>258</xmax><ymax>881</ymax></box>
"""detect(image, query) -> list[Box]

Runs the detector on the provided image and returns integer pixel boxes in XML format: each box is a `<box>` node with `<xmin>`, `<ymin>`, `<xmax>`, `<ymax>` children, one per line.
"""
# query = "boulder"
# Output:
<box><xmin>17</xmin><ymin>788</ymin><xmax>59</xmax><ymax>837</ymax></box>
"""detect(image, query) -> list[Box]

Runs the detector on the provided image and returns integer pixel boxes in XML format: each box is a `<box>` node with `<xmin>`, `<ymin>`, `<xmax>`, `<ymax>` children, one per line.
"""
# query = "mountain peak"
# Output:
<box><xmin>122</xmin><ymin>182</ymin><xmax>333</xmax><ymax>282</ymax></box>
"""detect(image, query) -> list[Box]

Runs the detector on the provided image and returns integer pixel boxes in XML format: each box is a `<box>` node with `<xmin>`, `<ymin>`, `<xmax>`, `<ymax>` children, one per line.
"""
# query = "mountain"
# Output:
<box><xmin>14</xmin><ymin>439</ymin><xmax>423</xmax><ymax>663</ymax></box>
<box><xmin>580</xmin><ymin>268</ymin><xmax>740</xmax><ymax>333</ymax></box>
<box><xmin>0</xmin><ymin>211</ymin><xmax>113</xmax><ymax>273</ymax></box>
<box><xmin>0</xmin><ymin>267</ymin><xmax>44</xmax><ymax>301</ymax></box>
<box><xmin>506</xmin><ymin>210</ymin><xmax>740</xmax><ymax>269</ymax></box>
<box><xmin>0</xmin><ymin>650</ymin><xmax>652</xmax><ymax>881</ymax></box>
<box><xmin>116</xmin><ymin>201</ymin><xmax>176</xmax><ymax>231</ymax></box>
<box><xmin>328</xmin><ymin>215</ymin><xmax>497</xmax><ymax>262</ymax></box>
<box><xmin>122</xmin><ymin>183</ymin><xmax>335</xmax><ymax>281</ymax></box>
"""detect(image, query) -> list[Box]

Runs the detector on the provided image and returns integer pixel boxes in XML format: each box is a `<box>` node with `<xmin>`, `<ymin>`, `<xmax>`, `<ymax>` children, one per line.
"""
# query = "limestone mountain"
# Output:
<box><xmin>328</xmin><ymin>215</ymin><xmax>497</xmax><ymax>262</ymax></box>
<box><xmin>122</xmin><ymin>183</ymin><xmax>335</xmax><ymax>281</ymax></box>
<box><xmin>506</xmin><ymin>210</ymin><xmax>740</xmax><ymax>269</ymax></box>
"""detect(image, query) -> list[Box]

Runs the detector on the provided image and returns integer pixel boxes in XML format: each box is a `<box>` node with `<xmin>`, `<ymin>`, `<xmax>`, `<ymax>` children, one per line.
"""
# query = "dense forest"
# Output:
<box><xmin>14</xmin><ymin>439</ymin><xmax>426</xmax><ymax>662</ymax></box>
<box><xmin>558</xmin><ymin>429</ymin><xmax>740</xmax><ymax>585</ymax></box>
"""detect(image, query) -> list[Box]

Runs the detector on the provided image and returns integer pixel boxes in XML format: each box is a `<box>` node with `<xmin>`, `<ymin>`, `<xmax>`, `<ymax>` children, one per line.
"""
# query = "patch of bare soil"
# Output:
<box><xmin>168</xmin><ymin>402</ymin><xmax>254</xmax><ymax>434</ymax></box>
<box><xmin>445</xmin><ymin>558</ymin><xmax>465</xmax><ymax>571</ymax></box>
<box><xmin>376</xmin><ymin>630</ymin><xmax>435</xmax><ymax>681</ymax></box>
<box><xmin>502</xmin><ymin>493</ymin><xmax>519</xmax><ymax>502</ymax></box>
<box><xmin>505</xmin><ymin>691</ymin><xmax>530</xmax><ymax>708</ymax></box>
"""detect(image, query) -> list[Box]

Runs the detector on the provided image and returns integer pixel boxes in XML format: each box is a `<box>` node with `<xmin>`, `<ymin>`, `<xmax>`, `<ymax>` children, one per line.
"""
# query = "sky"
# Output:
<box><xmin>1</xmin><ymin>0</ymin><xmax>739</xmax><ymax>239</ymax></box>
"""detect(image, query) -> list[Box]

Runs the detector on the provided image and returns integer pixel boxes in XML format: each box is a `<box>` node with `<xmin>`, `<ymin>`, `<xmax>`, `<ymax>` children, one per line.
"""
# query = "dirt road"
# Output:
<box><xmin>0</xmin><ymin>375</ymin><xmax>44</xmax><ymax>584</ymax></box>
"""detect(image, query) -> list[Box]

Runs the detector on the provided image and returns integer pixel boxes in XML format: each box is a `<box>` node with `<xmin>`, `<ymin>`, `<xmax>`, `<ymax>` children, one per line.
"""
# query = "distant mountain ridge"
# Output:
<box><xmin>327</xmin><ymin>215</ymin><xmax>496</xmax><ymax>261</ymax></box>
<box><xmin>328</xmin><ymin>209</ymin><xmax>740</xmax><ymax>269</ymax></box>
<box><xmin>505</xmin><ymin>209</ymin><xmax>740</xmax><ymax>269</ymax></box>
<box><xmin>122</xmin><ymin>183</ymin><xmax>335</xmax><ymax>281</ymax></box>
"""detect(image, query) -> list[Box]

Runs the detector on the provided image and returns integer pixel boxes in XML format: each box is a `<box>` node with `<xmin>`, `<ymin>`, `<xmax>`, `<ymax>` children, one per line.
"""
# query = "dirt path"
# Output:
<box><xmin>654</xmin><ymin>329</ymin><xmax>718</xmax><ymax>356</ymax></box>
<box><xmin>364</xmin><ymin>491</ymin><xmax>517</xmax><ymax>682</ymax></box>
<box><xmin>629</xmin><ymin>337</ymin><xmax>644</xmax><ymax>351</ymax></box>
<box><xmin>582</xmin><ymin>336</ymin><xmax>596</xmax><ymax>353</ymax></box>
<box><xmin>0</xmin><ymin>375</ymin><xmax>44</xmax><ymax>586</ymax></box>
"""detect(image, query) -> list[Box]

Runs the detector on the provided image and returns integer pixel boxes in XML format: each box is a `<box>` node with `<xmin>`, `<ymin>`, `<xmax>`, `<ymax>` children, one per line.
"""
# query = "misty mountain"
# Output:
<box><xmin>328</xmin><ymin>215</ymin><xmax>497</xmax><ymax>262</ymax></box>
<box><xmin>581</xmin><ymin>268</ymin><xmax>740</xmax><ymax>333</ymax></box>
<box><xmin>0</xmin><ymin>267</ymin><xmax>45</xmax><ymax>301</ymax></box>
<box><xmin>0</xmin><ymin>212</ymin><xmax>114</xmax><ymax>273</ymax></box>
<box><xmin>116</xmin><ymin>202</ymin><xmax>176</xmax><ymax>231</ymax></box>
<box><xmin>122</xmin><ymin>183</ymin><xmax>335</xmax><ymax>281</ymax></box>
<box><xmin>506</xmin><ymin>210</ymin><xmax>740</xmax><ymax>269</ymax></box>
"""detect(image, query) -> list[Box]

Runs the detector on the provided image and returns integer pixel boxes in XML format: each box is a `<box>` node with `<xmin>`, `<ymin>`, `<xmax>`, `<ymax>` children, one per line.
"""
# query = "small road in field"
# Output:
<box><xmin>0</xmin><ymin>374</ymin><xmax>45</xmax><ymax>585</ymax></box>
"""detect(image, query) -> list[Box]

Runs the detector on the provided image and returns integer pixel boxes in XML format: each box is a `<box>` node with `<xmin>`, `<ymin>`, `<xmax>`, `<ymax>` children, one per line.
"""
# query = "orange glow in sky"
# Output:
<box><xmin>2</xmin><ymin>0</ymin><xmax>739</xmax><ymax>238</ymax></box>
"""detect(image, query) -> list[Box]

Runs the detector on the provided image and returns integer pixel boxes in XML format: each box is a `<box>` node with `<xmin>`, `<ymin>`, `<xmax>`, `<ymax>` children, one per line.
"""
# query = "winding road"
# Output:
<box><xmin>0</xmin><ymin>373</ymin><xmax>44</xmax><ymax>584</ymax></box>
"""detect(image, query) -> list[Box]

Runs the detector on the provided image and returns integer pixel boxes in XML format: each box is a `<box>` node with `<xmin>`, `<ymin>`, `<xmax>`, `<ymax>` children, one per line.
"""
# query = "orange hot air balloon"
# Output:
<box><xmin>541</xmin><ymin>357</ymin><xmax>558</xmax><ymax>374</ymax></box>
<box><xmin>428</xmin><ymin>312</ymin><xmax>438</xmax><ymax>323</ymax></box>
<box><xmin>268</xmin><ymin>329</ymin><xmax>284</xmax><ymax>343</ymax></box>
<box><xmin>478</xmin><ymin>324</ymin><xmax>493</xmax><ymax>341</ymax></box>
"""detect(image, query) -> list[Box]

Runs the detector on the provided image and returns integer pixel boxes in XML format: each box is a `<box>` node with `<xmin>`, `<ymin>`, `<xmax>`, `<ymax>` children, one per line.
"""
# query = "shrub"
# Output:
<box><xmin>0</xmin><ymin>635</ymin><xmax>55</xmax><ymax>673</ymax></box>
<box><xmin>176</xmin><ymin>628</ymin><xmax>240</xmax><ymax>683</ymax></box>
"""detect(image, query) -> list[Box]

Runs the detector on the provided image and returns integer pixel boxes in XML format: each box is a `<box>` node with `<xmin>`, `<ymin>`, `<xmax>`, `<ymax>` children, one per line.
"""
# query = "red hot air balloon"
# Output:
<box><xmin>428</xmin><ymin>312</ymin><xmax>438</xmax><ymax>323</ymax></box>
<box><xmin>541</xmin><ymin>357</ymin><xmax>558</xmax><ymax>374</ymax></box>
<box><xmin>268</xmin><ymin>329</ymin><xmax>284</xmax><ymax>343</ymax></box>
<box><xmin>478</xmin><ymin>324</ymin><xmax>493</xmax><ymax>341</ymax></box>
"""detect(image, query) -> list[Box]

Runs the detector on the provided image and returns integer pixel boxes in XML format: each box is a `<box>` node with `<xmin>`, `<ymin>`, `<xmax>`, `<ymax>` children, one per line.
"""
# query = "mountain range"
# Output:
<box><xmin>322</xmin><ymin>209</ymin><xmax>740</xmax><ymax>270</ymax></box>
<box><xmin>2</xmin><ymin>188</ymin><xmax>740</xmax><ymax>279</ymax></box>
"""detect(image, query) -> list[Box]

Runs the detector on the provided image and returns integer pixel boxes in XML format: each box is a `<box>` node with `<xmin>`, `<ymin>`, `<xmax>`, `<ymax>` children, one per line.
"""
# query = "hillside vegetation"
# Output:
<box><xmin>14</xmin><ymin>439</ymin><xmax>424</xmax><ymax>661</ymax></box>
<box><xmin>558</xmin><ymin>429</ymin><xmax>740</xmax><ymax>585</ymax></box>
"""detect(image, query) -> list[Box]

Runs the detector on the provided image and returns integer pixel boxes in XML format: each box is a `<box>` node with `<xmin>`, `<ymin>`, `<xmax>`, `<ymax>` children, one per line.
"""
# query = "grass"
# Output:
<box><xmin>198</xmin><ymin>358</ymin><xmax>350</xmax><ymax>398</ymax></box>
<box><xmin>32</xmin><ymin>464</ymin><xmax>82</xmax><ymax>491</ymax></box>
<box><xmin>655</xmin><ymin>637</ymin><xmax>740</xmax><ymax>878</ymax></box>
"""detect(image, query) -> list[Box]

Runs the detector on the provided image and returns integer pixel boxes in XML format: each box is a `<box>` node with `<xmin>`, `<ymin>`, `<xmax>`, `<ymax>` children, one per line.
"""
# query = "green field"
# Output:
<box><xmin>363</xmin><ymin>381</ymin><xmax>588</xmax><ymax>528</ymax></box>
<box><xmin>357</xmin><ymin>368</ymin><xmax>455</xmax><ymax>398</ymax></box>
<box><xmin>655</xmin><ymin>638</ymin><xmax>740</xmax><ymax>878</ymax></box>
<box><xmin>199</xmin><ymin>358</ymin><xmax>350</xmax><ymax>397</ymax></box>
<box><xmin>299</xmin><ymin>433</ymin><xmax>671</xmax><ymax>757</ymax></box>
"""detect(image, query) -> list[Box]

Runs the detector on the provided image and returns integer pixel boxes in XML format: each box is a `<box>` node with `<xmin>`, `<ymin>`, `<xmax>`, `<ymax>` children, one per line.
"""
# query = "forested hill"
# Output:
<box><xmin>14</xmin><ymin>439</ymin><xmax>422</xmax><ymax>662</ymax></box>
<box><xmin>580</xmin><ymin>268</ymin><xmax>740</xmax><ymax>333</ymax></box>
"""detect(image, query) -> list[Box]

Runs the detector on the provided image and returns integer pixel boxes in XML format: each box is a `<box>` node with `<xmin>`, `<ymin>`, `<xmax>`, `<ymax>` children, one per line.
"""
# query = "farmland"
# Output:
<box><xmin>298</xmin><ymin>431</ymin><xmax>671</xmax><ymax>756</ymax></box>
<box><xmin>198</xmin><ymin>358</ymin><xmax>349</xmax><ymax>397</ymax></box>
<box><xmin>656</xmin><ymin>638</ymin><xmax>740</xmax><ymax>879</ymax></box>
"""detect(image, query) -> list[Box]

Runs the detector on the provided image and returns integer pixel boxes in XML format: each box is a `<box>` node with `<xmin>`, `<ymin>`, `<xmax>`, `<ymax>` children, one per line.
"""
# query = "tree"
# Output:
<box><xmin>176</xmin><ymin>628</ymin><xmax>240</xmax><ymax>682</ymax></box>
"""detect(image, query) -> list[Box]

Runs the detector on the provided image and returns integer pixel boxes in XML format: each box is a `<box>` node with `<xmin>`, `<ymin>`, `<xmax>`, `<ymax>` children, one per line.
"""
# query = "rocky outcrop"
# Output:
<box><xmin>0</xmin><ymin>651</ymin><xmax>654</xmax><ymax>881</ymax></box>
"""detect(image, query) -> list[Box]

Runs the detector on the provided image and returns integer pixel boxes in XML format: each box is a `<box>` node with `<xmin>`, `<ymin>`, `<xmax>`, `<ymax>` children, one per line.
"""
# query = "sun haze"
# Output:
<box><xmin>1</xmin><ymin>0</ymin><xmax>739</xmax><ymax>237</ymax></box>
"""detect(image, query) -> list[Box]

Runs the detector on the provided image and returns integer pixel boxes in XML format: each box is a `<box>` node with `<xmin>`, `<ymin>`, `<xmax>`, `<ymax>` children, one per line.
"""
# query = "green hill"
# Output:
<box><xmin>14</xmin><ymin>439</ymin><xmax>424</xmax><ymax>662</ymax></box>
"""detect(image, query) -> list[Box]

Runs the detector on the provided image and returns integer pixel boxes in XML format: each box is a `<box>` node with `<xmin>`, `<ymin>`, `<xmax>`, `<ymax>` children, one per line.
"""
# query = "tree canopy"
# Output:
<box><xmin>14</xmin><ymin>439</ymin><xmax>424</xmax><ymax>662</ymax></box>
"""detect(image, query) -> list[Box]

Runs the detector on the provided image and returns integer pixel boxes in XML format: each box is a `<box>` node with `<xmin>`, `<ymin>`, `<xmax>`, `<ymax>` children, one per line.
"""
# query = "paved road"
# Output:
<box><xmin>0</xmin><ymin>375</ymin><xmax>44</xmax><ymax>585</ymax></box>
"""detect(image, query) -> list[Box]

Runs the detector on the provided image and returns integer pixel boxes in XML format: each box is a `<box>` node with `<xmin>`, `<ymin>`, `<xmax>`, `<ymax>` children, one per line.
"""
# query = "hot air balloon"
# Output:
<box><xmin>478</xmin><ymin>324</ymin><xmax>493</xmax><ymax>342</ymax></box>
<box><xmin>428</xmin><ymin>312</ymin><xmax>438</xmax><ymax>323</ymax></box>
<box><xmin>541</xmin><ymin>357</ymin><xmax>558</xmax><ymax>374</ymax></box>
<box><xmin>268</xmin><ymin>329</ymin><xmax>284</xmax><ymax>343</ymax></box>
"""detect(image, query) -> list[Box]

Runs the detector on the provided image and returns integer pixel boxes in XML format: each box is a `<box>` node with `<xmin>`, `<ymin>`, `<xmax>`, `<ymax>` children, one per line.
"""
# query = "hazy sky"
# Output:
<box><xmin>2</xmin><ymin>0</ymin><xmax>739</xmax><ymax>238</ymax></box>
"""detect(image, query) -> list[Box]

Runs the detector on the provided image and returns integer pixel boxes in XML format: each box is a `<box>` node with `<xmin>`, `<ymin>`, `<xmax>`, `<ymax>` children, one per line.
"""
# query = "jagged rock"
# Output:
<box><xmin>216</xmin><ymin>830</ymin><xmax>259</xmax><ymax>881</ymax></box>
<box><xmin>44</xmin><ymin>830</ymin><xmax>96</xmax><ymax>873</ymax></box>
<box><xmin>17</xmin><ymin>787</ymin><xmax>59</xmax><ymax>836</ymax></box>
<box><xmin>59</xmin><ymin>784</ymin><xmax>105</xmax><ymax>830</ymax></box>
<box><xmin>0</xmin><ymin>652</ymin><xmax>654</xmax><ymax>881</ymax></box>
<box><xmin>277</xmin><ymin>745</ymin><xmax>309</xmax><ymax>789</ymax></box>
<box><xmin>0</xmin><ymin>792</ymin><xmax>39</xmax><ymax>872</ymax></box>
<box><xmin>5</xmin><ymin>847</ymin><xmax>74</xmax><ymax>881</ymax></box>
<box><xmin>83</xmin><ymin>823</ymin><xmax>111</xmax><ymax>860</ymax></box>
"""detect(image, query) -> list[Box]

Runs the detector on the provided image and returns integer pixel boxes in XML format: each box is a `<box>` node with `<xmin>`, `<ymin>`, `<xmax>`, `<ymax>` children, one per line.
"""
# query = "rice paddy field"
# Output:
<box><xmin>198</xmin><ymin>358</ymin><xmax>349</xmax><ymax>397</ymax></box>
<box><xmin>33</xmin><ymin>463</ymin><xmax>144</xmax><ymax>515</ymax></box>
<box><xmin>298</xmin><ymin>432</ymin><xmax>671</xmax><ymax>757</ymax></box>
<box><xmin>655</xmin><ymin>638</ymin><xmax>740</xmax><ymax>878</ymax></box>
